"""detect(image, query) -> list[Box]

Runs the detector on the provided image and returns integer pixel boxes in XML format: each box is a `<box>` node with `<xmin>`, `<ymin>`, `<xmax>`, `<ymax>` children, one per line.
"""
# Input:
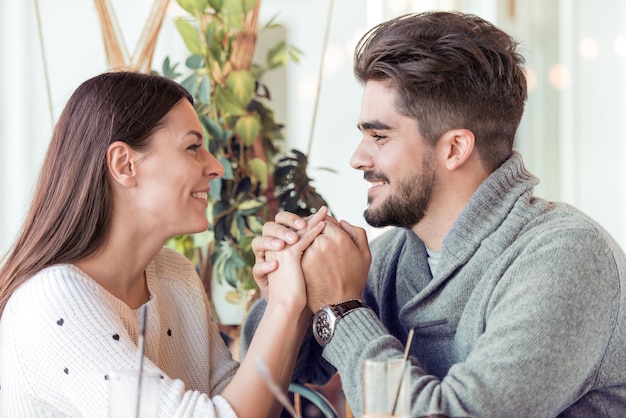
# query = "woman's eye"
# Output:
<box><xmin>187</xmin><ymin>143</ymin><xmax>202</xmax><ymax>151</ymax></box>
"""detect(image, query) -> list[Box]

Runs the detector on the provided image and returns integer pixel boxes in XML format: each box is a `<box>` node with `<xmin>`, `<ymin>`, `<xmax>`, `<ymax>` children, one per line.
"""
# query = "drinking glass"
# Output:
<box><xmin>108</xmin><ymin>369</ymin><xmax>160</xmax><ymax>418</ymax></box>
<box><xmin>362</xmin><ymin>358</ymin><xmax>411</xmax><ymax>418</ymax></box>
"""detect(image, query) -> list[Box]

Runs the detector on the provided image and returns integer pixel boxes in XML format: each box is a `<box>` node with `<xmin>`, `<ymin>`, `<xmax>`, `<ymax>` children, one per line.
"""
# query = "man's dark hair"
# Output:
<box><xmin>354</xmin><ymin>11</ymin><xmax>528</xmax><ymax>172</ymax></box>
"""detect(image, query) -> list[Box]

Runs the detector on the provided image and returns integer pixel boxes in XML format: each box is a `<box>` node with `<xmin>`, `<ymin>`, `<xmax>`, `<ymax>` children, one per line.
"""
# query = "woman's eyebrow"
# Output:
<box><xmin>181</xmin><ymin>130</ymin><xmax>203</xmax><ymax>141</ymax></box>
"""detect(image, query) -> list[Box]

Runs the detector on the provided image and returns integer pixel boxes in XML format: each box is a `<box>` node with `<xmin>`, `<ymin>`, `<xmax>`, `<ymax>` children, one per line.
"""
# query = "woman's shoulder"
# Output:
<box><xmin>2</xmin><ymin>264</ymin><xmax>103</xmax><ymax>333</ymax></box>
<box><xmin>7</xmin><ymin>264</ymin><xmax>99</xmax><ymax>314</ymax></box>
<box><xmin>11</xmin><ymin>263</ymin><xmax>97</xmax><ymax>302</ymax></box>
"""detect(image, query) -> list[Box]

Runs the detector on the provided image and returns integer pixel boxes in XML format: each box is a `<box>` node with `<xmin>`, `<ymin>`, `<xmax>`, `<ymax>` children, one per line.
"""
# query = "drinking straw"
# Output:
<box><xmin>256</xmin><ymin>358</ymin><xmax>300</xmax><ymax>418</ymax></box>
<box><xmin>135</xmin><ymin>304</ymin><xmax>148</xmax><ymax>418</ymax></box>
<box><xmin>391</xmin><ymin>328</ymin><xmax>415</xmax><ymax>415</ymax></box>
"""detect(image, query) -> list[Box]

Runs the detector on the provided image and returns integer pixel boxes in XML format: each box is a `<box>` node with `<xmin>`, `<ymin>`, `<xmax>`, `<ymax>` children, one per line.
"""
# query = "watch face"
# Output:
<box><xmin>314</xmin><ymin>311</ymin><xmax>334</xmax><ymax>344</ymax></box>
<box><xmin>312</xmin><ymin>301</ymin><xmax>366</xmax><ymax>346</ymax></box>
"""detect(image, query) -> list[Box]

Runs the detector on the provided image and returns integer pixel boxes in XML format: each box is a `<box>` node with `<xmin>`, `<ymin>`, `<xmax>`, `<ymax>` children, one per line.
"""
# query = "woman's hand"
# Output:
<box><xmin>264</xmin><ymin>218</ymin><xmax>326</xmax><ymax>312</ymax></box>
<box><xmin>252</xmin><ymin>207</ymin><xmax>328</xmax><ymax>301</ymax></box>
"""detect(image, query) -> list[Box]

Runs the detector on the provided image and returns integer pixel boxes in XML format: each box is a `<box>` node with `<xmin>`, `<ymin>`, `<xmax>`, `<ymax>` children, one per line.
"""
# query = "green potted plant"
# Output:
<box><xmin>162</xmin><ymin>0</ymin><xmax>329</xmax><ymax>324</ymax></box>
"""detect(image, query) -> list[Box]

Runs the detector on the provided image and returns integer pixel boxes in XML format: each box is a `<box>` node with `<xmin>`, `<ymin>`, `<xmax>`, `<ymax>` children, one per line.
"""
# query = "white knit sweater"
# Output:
<box><xmin>0</xmin><ymin>247</ymin><xmax>239</xmax><ymax>417</ymax></box>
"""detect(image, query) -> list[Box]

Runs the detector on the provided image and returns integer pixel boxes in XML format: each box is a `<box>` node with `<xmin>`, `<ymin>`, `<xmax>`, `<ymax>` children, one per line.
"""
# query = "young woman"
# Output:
<box><xmin>0</xmin><ymin>71</ymin><xmax>324</xmax><ymax>417</ymax></box>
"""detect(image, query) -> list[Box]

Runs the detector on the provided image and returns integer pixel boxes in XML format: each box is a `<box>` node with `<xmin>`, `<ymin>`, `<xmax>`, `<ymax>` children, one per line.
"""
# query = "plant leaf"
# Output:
<box><xmin>198</xmin><ymin>74</ymin><xmax>211</xmax><ymax>104</ymax></box>
<box><xmin>186</xmin><ymin>54</ymin><xmax>204</xmax><ymax>69</ymax></box>
<box><xmin>202</xmin><ymin>115</ymin><xmax>223</xmax><ymax>141</ymax></box>
<box><xmin>237</xmin><ymin>198</ymin><xmax>266</xmax><ymax>215</ymax></box>
<box><xmin>245</xmin><ymin>215</ymin><xmax>264</xmax><ymax>235</ymax></box>
<box><xmin>267</xmin><ymin>40</ymin><xmax>287</xmax><ymax>69</ymax></box>
<box><xmin>247</xmin><ymin>157</ymin><xmax>268</xmax><ymax>189</ymax></box>
<box><xmin>222</xmin><ymin>0</ymin><xmax>245</xmax><ymax>30</ymax></box>
<box><xmin>207</xmin><ymin>0</ymin><xmax>224</xmax><ymax>12</ymax></box>
<box><xmin>215</xmin><ymin>86</ymin><xmax>247</xmax><ymax>116</ymax></box>
<box><xmin>226</xmin><ymin>70</ymin><xmax>255</xmax><ymax>107</ymax></box>
<box><xmin>180</xmin><ymin>73</ymin><xmax>199</xmax><ymax>96</ymax></box>
<box><xmin>175</xmin><ymin>18</ymin><xmax>203</xmax><ymax>55</ymax></box>
<box><xmin>175</xmin><ymin>0</ymin><xmax>208</xmax><ymax>16</ymax></box>
<box><xmin>218</xmin><ymin>156</ymin><xmax>234</xmax><ymax>180</ymax></box>
<box><xmin>161</xmin><ymin>57</ymin><xmax>181</xmax><ymax>79</ymax></box>
<box><xmin>230</xmin><ymin>213</ymin><xmax>243</xmax><ymax>241</ymax></box>
<box><xmin>242</xmin><ymin>0</ymin><xmax>258</xmax><ymax>14</ymax></box>
<box><xmin>205</xmin><ymin>20</ymin><xmax>224</xmax><ymax>66</ymax></box>
<box><xmin>262</xmin><ymin>12</ymin><xmax>280</xmax><ymax>29</ymax></box>
<box><xmin>239</xmin><ymin>233</ymin><xmax>256</xmax><ymax>264</ymax></box>
<box><xmin>288</xmin><ymin>48</ymin><xmax>301</xmax><ymax>64</ymax></box>
<box><xmin>209</xmin><ymin>177</ymin><xmax>222</xmax><ymax>200</ymax></box>
<box><xmin>212</xmin><ymin>239</ymin><xmax>247</xmax><ymax>287</ymax></box>
<box><xmin>235</xmin><ymin>114</ymin><xmax>261</xmax><ymax>147</ymax></box>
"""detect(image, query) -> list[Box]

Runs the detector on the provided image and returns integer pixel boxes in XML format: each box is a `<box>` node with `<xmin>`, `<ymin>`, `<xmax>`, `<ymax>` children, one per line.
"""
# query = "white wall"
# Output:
<box><xmin>559</xmin><ymin>0</ymin><xmax>626</xmax><ymax>247</ymax></box>
<box><xmin>2</xmin><ymin>0</ymin><xmax>626</xmax><ymax>258</ymax></box>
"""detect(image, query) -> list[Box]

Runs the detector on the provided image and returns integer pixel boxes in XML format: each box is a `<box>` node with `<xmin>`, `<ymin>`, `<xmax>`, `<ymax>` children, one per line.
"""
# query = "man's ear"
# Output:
<box><xmin>440</xmin><ymin>129</ymin><xmax>475</xmax><ymax>171</ymax></box>
<box><xmin>107</xmin><ymin>141</ymin><xmax>137</xmax><ymax>187</ymax></box>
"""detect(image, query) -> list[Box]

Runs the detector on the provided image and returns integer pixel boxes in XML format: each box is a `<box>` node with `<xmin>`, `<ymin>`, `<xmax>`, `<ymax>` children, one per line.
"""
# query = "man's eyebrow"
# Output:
<box><xmin>357</xmin><ymin>121</ymin><xmax>392</xmax><ymax>131</ymax></box>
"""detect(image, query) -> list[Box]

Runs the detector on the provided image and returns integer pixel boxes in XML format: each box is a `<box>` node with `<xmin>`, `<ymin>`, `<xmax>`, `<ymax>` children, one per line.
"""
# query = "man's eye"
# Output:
<box><xmin>373</xmin><ymin>133</ymin><xmax>386</xmax><ymax>141</ymax></box>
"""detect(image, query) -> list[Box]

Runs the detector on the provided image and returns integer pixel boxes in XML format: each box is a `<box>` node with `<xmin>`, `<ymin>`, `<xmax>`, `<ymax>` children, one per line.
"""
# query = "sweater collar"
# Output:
<box><xmin>436</xmin><ymin>151</ymin><xmax>539</xmax><ymax>278</ymax></box>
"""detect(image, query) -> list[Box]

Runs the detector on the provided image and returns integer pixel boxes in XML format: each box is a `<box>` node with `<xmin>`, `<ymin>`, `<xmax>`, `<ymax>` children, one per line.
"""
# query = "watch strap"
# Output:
<box><xmin>330</xmin><ymin>299</ymin><xmax>367</xmax><ymax>317</ymax></box>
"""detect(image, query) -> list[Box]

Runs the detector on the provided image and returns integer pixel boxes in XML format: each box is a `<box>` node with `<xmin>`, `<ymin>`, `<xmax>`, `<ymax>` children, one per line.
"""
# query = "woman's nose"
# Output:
<box><xmin>203</xmin><ymin>149</ymin><xmax>225</xmax><ymax>179</ymax></box>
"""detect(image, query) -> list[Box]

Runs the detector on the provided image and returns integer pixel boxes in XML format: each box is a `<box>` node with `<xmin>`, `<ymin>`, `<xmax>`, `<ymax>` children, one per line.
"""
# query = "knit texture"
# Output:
<box><xmin>0</xmin><ymin>247</ymin><xmax>239</xmax><ymax>417</ymax></box>
<box><xmin>243</xmin><ymin>152</ymin><xmax>626</xmax><ymax>417</ymax></box>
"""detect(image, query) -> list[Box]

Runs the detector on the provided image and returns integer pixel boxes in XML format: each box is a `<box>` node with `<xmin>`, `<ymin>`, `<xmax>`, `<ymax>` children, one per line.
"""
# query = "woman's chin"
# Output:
<box><xmin>179</xmin><ymin>220</ymin><xmax>210</xmax><ymax>236</ymax></box>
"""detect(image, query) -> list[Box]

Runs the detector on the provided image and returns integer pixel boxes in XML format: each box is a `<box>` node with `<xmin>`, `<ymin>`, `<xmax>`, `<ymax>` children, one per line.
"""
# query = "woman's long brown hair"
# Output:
<box><xmin>0</xmin><ymin>71</ymin><xmax>192</xmax><ymax>316</ymax></box>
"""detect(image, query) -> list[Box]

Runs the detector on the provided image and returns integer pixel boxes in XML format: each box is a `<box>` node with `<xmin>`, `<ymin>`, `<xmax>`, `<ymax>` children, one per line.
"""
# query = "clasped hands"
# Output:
<box><xmin>252</xmin><ymin>206</ymin><xmax>372</xmax><ymax>315</ymax></box>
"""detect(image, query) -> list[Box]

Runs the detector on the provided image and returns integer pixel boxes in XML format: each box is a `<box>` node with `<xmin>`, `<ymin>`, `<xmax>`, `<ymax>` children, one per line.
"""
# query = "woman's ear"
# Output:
<box><xmin>440</xmin><ymin>128</ymin><xmax>475</xmax><ymax>171</ymax></box>
<box><xmin>107</xmin><ymin>141</ymin><xmax>137</xmax><ymax>187</ymax></box>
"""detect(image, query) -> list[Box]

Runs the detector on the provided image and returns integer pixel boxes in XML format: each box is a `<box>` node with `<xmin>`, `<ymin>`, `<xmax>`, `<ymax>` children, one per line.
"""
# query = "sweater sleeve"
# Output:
<box><xmin>0</xmin><ymin>265</ymin><xmax>237</xmax><ymax>418</ymax></box>
<box><xmin>323</xmin><ymin>226</ymin><xmax>622</xmax><ymax>417</ymax></box>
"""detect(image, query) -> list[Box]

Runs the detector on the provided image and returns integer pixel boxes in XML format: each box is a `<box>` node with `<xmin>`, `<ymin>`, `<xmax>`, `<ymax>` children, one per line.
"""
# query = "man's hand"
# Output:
<box><xmin>301</xmin><ymin>219</ymin><xmax>371</xmax><ymax>312</ymax></box>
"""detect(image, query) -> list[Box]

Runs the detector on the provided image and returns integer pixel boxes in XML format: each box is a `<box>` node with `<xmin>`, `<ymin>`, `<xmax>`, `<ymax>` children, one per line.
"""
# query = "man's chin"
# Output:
<box><xmin>363</xmin><ymin>208</ymin><xmax>391</xmax><ymax>228</ymax></box>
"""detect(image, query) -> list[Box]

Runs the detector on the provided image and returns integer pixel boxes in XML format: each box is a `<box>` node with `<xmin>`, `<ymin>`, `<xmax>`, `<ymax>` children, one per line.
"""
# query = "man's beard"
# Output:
<box><xmin>363</xmin><ymin>156</ymin><xmax>436</xmax><ymax>229</ymax></box>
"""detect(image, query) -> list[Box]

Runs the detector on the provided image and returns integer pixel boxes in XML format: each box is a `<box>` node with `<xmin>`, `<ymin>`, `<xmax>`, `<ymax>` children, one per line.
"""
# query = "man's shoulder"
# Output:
<box><xmin>526</xmin><ymin>201</ymin><xmax>616</xmax><ymax>243</ymax></box>
<box><xmin>519</xmin><ymin>201</ymin><xmax>626</xmax><ymax>271</ymax></box>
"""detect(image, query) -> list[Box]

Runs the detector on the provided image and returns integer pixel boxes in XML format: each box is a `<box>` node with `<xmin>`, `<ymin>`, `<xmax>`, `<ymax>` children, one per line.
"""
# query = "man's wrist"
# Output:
<box><xmin>312</xmin><ymin>299</ymin><xmax>369</xmax><ymax>347</ymax></box>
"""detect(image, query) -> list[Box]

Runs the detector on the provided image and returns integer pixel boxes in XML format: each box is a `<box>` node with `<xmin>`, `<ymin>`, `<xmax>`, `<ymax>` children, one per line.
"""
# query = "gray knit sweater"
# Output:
<box><xmin>242</xmin><ymin>152</ymin><xmax>626</xmax><ymax>417</ymax></box>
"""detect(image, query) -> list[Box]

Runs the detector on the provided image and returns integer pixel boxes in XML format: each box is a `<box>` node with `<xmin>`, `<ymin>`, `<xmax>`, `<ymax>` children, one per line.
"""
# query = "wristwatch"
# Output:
<box><xmin>312</xmin><ymin>299</ymin><xmax>368</xmax><ymax>346</ymax></box>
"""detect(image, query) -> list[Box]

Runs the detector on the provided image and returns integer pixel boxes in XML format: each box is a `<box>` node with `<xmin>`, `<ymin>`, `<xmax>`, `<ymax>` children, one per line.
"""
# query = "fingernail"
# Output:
<box><xmin>286</xmin><ymin>231</ymin><xmax>298</xmax><ymax>243</ymax></box>
<box><xmin>270</xmin><ymin>239</ymin><xmax>282</xmax><ymax>249</ymax></box>
<box><xmin>295</xmin><ymin>219</ymin><xmax>306</xmax><ymax>229</ymax></box>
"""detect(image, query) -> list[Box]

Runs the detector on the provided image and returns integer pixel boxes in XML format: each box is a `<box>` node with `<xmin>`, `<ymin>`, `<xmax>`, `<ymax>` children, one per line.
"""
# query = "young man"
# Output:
<box><xmin>244</xmin><ymin>11</ymin><xmax>626</xmax><ymax>417</ymax></box>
